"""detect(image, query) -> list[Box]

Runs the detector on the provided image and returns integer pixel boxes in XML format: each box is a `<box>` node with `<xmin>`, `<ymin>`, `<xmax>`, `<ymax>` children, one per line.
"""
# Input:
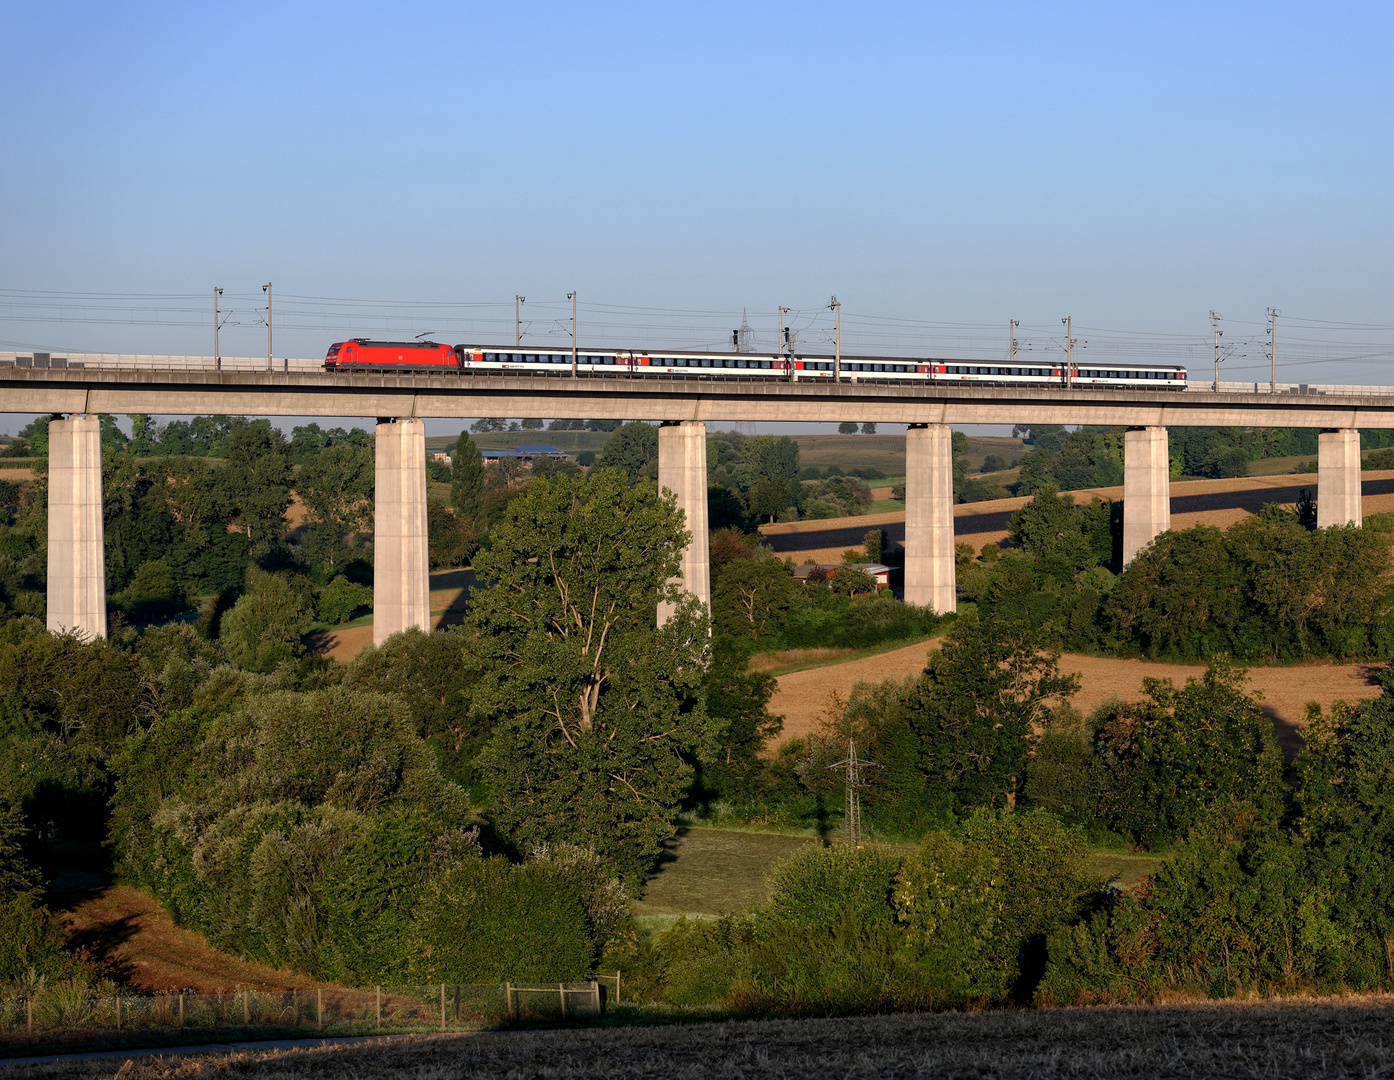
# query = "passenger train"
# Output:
<box><xmin>323</xmin><ymin>339</ymin><xmax>1188</xmax><ymax>390</ymax></box>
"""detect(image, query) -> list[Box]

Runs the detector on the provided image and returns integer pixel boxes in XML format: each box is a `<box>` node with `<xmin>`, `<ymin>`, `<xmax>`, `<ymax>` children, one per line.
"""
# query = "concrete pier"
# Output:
<box><xmin>657</xmin><ymin>421</ymin><xmax>710</xmax><ymax>625</ymax></box>
<box><xmin>903</xmin><ymin>424</ymin><xmax>956</xmax><ymax>613</ymax></box>
<box><xmin>1122</xmin><ymin>426</ymin><xmax>1171</xmax><ymax>564</ymax></box>
<box><xmin>47</xmin><ymin>415</ymin><xmax>107</xmax><ymax>639</ymax></box>
<box><xmin>373</xmin><ymin>418</ymin><xmax>430</xmax><ymax>644</ymax></box>
<box><xmin>1318</xmin><ymin>428</ymin><xmax>1362</xmax><ymax>527</ymax></box>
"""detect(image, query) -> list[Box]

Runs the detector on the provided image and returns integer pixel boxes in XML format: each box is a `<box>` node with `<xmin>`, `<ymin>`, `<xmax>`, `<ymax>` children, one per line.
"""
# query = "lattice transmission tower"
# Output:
<box><xmin>827</xmin><ymin>737</ymin><xmax>879</xmax><ymax>848</ymax></box>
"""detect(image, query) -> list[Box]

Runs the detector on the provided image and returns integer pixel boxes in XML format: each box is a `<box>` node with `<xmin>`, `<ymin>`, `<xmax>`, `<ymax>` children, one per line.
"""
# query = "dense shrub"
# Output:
<box><xmin>763</xmin><ymin>846</ymin><xmax>902</xmax><ymax>933</ymax></box>
<box><xmin>1090</xmin><ymin>658</ymin><xmax>1286</xmax><ymax>848</ymax></box>
<box><xmin>342</xmin><ymin>628</ymin><xmax>482</xmax><ymax>783</ymax></box>
<box><xmin>406</xmin><ymin>856</ymin><xmax>594</xmax><ymax>982</ymax></box>
<box><xmin>316</xmin><ymin>575</ymin><xmax>372</xmax><ymax>625</ymax></box>
<box><xmin>894</xmin><ymin>809</ymin><xmax>1097</xmax><ymax>1001</ymax></box>
<box><xmin>115</xmin><ymin>683</ymin><xmax>475</xmax><ymax>976</ymax></box>
<box><xmin>0</xmin><ymin>891</ymin><xmax>73</xmax><ymax>982</ymax></box>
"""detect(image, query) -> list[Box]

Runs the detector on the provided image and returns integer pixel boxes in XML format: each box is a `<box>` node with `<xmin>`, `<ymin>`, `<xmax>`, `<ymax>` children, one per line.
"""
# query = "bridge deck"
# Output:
<box><xmin>0</xmin><ymin>367</ymin><xmax>1392</xmax><ymax>426</ymax></box>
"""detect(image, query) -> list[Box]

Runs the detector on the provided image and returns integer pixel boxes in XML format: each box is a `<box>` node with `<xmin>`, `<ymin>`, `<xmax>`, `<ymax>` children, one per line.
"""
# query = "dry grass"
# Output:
<box><xmin>746</xmin><ymin>639</ymin><xmax>937</xmax><ymax>678</ymax></box>
<box><xmin>61</xmin><ymin>886</ymin><xmax>341</xmax><ymax>995</ymax></box>
<box><xmin>19</xmin><ymin>995</ymin><xmax>1394</xmax><ymax>1078</ymax></box>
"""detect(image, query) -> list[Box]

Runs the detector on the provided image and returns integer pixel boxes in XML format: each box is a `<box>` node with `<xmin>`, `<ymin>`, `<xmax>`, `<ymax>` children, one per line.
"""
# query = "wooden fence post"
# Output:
<box><xmin>505</xmin><ymin>982</ymin><xmax>513</xmax><ymax>1021</ymax></box>
<box><xmin>590</xmin><ymin>981</ymin><xmax>600</xmax><ymax>1017</ymax></box>
<box><xmin>178</xmin><ymin>993</ymin><xmax>184</xmax><ymax>1027</ymax></box>
<box><xmin>243</xmin><ymin>990</ymin><xmax>250</xmax><ymax>1029</ymax></box>
<box><xmin>317</xmin><ymin>987</ymin><xmax>323</xmax><ymax>1031</ymax></box>
<box><xmin>440</xmin><ymin>983</ymin><xmax>446</xmax><ymax>1032</ymax></box>
<box><xmin>26</xmin><ymin>997</ymin><xmax>31</xmax><ymax>1035</ymax></box>
<box><xmin>376</xmin><ymin>986</ymin><xmax>381</xmax><ymax>1029</ymax></box>
<box><xmin>115</xmin><ymin>995</ymin><xmax>121</xmax><ymax>1034</ymax></box>
<box><xmin>291</xmin><ymin>988</ymin><xmax>297</xmax><ymax>1028</ymax></box>
<box><xmin>558</xmin><ymin>982</ymin><xmax>566</xmax><ymax>1021</ymax></box>
<box><xmin>616</xmin><ymin>969</ymin><xmax>621</xmax><ymax>1004</ymax></box>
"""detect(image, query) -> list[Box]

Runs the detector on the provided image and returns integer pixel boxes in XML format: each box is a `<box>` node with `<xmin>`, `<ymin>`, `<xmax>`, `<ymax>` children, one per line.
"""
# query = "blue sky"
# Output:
<box><xmin>2</xmin><ymin>1</ymin><xmax>1391</xmax><ymax>410</ymax></box>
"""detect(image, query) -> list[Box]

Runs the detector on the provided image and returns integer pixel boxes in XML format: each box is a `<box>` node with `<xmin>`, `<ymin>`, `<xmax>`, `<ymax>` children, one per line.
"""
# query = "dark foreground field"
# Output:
<box><xmin>14</xmin><ymin>996</ymin><xmax>1394</xmax><ymax>1079</ymax></box>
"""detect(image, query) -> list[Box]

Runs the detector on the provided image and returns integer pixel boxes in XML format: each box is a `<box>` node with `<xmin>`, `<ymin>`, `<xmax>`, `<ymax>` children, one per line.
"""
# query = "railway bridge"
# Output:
<box><xmin>5</xmin><ymin>358</ymin><xmax>1394</xmax><ymax>643</ymax></box>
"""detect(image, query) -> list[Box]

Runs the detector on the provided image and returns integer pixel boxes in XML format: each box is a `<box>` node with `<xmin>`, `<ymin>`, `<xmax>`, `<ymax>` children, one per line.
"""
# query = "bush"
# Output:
<box><xmin>1091</xmin><ymin>657</ymin><xmax>1286</xmax><ymax>849</ymax></box>
<box><xmin>406</xmin><ymin>856</ymin><xmax>594</xmax><ymax>982</ymax></box>
<box><xmin>0</xmin><ymin>891</ymin><xmax>74</xmax><ymax>982</ymax></box>
<box><xmin>763</xmin><ymin>845</ymin><xmax>902</xmax><ymax>933</ymax></box>
<box><xmin>894</xmin><ymin>809</ymin><xmax>1097</xmax><ymax>1002</ymax></box>
<box><xmin>1022</xmin><ymin>705</ymin><xmax>1098</xmax><ymax>828</ymax></box>
<box><xmin>317</xmin><ymin>808</ymin><xmax>479</xmax><ymax>984</ymax></box>
<box><xmin>317</xmin><ymin>575</ymin><xmax>372</xmax><ymax>625</ymax></box>
<box><xmin>115</xmin><ymin>559</ymin><xmax>192</xmax><ymax>622</ymax></box>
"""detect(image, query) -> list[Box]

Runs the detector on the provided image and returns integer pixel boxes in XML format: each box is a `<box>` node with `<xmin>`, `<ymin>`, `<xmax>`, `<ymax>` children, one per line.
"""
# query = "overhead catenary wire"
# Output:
<box><xmin>2</xmin><ymin>289</ymin><xmax>1394</xmax><ymax>377</ymax></box>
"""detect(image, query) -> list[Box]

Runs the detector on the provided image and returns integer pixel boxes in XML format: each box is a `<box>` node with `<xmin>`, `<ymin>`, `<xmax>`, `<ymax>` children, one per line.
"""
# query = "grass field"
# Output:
<box><xmin>636</xmin><ymin>826</ymin><xmax>1160</xmax><ymax>924</ymax></box>
<box><xmin>426</xmin><ymin>431</ymin><xmax>610</xmax><ymax>454</ymax></box>
<box><xmin>22</xmin><ymin>994</ymin><xmax>1394</xmax><ymax>1077</ymax></box>
<box><xmin>636</xmin><ymin>828</ymin><xmax>819</xmax><ymax>917</ymax></box>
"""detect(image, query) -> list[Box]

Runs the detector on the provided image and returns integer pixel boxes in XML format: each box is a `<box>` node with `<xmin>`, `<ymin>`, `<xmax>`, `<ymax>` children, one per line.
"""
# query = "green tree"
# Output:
<box><xmin>904</xmin><ymin>614</ymin><xmax>1080</xmax><ymax>813</ymax></box>
<box><xmin>219</xmin><ymin>567</ymin><xmax>315</xmax><ymax>672</ymax></box>
<box><xmin>128</xmin><ymin>414</ymin><xmax>156</xmax><ymax>456</ymax></box>
<box><xmin>711</xmin><ymin>559</ymin><xmax>794</xmax><ymax>639</ymax></box>
<box><xmin>596</xmin><ymin>422</ymin><xmax>660</xmax><ymax>482</ymax></box>
<box><xmin>450</xmin><ymin>432</ymin><xmax>486</xmax><ymax>521</ymax></box>
<box><xmin>468</xmin><ymin>469</ymin><xmax>714</xmax><ymax>885</ymax></box>
<box><xmin>343</xmin><ymin>627</ymin><xmax>483</xmax><ymax>783</ymax></box>
<box><xmin>1092</xmin><ymin>657</ymin><xmax>1287</xmax><ymax>848</ymax></box>
<box><xmin>220</xmin><ymin>419</ymin><xmax>293</xmax><ymax>551</ymax></box>
<box><xmin>838</xmin><ymin>422</ymin><xmax>858</xmax><ymax>435</ymax></box>
<box><xmin>427</xmin><ymin>502</ymin><xmax>476</xmax><ymax>569</ymax></box>
<box><xmin>298</xmin><ymin>445</ymin><xmax>373</xmax><ymax>538</ymax></box>
<box><xmin>698</xmin><ymin>639</ymin><xmax>783</xmax><ymax>801</ymax></box>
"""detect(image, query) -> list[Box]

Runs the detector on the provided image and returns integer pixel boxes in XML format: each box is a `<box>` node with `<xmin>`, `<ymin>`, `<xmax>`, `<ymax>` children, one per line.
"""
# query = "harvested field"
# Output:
<box><xmin>18</xmin><ymin>995</ymin><xmax>1394</xmax><ymax>1078</ymax></box>
<box><xmin>62</xmin><ymin>886</ymin><xmax>337</xmax><ymax>995</ymax></box>
<box><xmin>768</xmin><ymin>640</ymin><xmax>1385</xmax><ymax>751</ymax></box>
<box><xmin>761</xmin><ymin>470</ymin><xmax>1394</xmax><ymax>565</ymax></box>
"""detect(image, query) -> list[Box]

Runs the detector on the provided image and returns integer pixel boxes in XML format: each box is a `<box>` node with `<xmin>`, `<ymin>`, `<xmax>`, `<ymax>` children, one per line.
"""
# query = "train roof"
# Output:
<box><xmin>451</xmin><ymin>344</ymin><xmax>1186</xmax><ymax>369</ymax></box>
<box><xmin>345</xmin><ymin>339</ymin><xmax>447</xmax><ymax>348</ymax></box>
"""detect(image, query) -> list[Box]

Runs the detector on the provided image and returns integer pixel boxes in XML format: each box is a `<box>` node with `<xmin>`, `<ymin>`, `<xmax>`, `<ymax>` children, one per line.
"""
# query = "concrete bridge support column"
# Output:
<box><xmin>657</xmin><ymin>421</ymin><xmax>710</xmax><ymax>625</ymax></box>
<box><xmin>373</xmin><ymin>417</ymin><xmax>430</xmax><ymax>645</ymax></box>
<box><xmin>47</xmin><ymin>415</ymin><xmax>107</xmax><ymax>639</ymax></box>
<box><xmin>1122</xmin><ymin>426</ymin><xmax>1171</xmax><ymax>565</ymax></box>
<box><xmin>904</xmin><ymin>424</ymin><xmax>956</xmax><ymax>614</ymax></box>
<box><xmin>1318</xmin><ymin>429</ymin><xmax>1362</xmax><ymax>527</ymax></box>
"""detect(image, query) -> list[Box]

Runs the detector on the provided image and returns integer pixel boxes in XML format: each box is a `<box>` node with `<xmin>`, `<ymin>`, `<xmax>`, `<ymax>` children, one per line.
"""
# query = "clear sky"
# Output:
<box><xmin>2</xmin><ymin>1</ymin><xmax>1392</xmax><ymax>408</ymax></box>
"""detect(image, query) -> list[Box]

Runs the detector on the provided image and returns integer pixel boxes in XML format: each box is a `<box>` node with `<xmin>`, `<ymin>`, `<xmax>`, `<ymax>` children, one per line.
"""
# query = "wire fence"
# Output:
<box><xmin>0</xmin><ymin>979</ymin><xmax>611</xmax><ymax>1056</ymax></box>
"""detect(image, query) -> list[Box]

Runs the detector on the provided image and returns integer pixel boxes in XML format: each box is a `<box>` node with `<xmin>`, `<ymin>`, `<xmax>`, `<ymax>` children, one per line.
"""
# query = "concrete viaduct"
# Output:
<box><xmin>6</xmin><ymin>364</ymin><xmax>1394</xmax><ymax>643</ymax></box>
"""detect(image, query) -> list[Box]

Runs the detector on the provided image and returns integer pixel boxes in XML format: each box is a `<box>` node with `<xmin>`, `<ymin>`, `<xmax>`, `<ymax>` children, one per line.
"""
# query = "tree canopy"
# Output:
<box><xmin>466</xmin><ymin>468</ymin><xmax>714</xmax><ymax>885</ymax></box>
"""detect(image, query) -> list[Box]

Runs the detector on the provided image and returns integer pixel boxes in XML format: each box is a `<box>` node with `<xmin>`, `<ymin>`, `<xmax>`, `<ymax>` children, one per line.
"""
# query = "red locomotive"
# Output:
<box><xmin>324</xmin><ymin>339</ymin><xmax>457</xmax><ymax>372</ymax></box>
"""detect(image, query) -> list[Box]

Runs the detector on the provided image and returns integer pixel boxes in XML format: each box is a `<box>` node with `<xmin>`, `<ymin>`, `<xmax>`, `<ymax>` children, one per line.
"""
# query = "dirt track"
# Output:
<box><xmin>769</xmin><ymin>640</ymin><xmax>1386</xmax><ymax>753</ymax></box>
<box><xmin>761</xmin><ymin>470</ymin><xmax>1394</xmax><ymax>565</ymax></box>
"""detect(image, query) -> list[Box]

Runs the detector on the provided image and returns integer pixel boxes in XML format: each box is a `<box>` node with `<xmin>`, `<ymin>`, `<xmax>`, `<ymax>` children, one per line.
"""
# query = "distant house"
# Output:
<box><xmin>794</xmin><ymin>563</ymin><xmax>893</xmax><ymax>589</ymax></box>
<box><xmin>429</xmin><ymin>452</ymin><xmax>451</xmax><ymax>465</ymax></box>
<box><xmin>481</xmin><ymin>445</ymin><xmax>568</xmax><ymax>466</ymax></box>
